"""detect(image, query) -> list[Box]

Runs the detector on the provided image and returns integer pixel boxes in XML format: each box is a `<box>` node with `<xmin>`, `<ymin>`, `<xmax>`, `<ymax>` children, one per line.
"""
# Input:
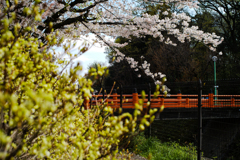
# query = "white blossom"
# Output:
<box><xmin>162</xmin><ymin>11</ymin><xmax>168</xmax><ymax>15</ymax></box>
<box><xmin>41</xmin><ymin>0</ymin><xmax>224</xmax><ymax>92</ymax></box>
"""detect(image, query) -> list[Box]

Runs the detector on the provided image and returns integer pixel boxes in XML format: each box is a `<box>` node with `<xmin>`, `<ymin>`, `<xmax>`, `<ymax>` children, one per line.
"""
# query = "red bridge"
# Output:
<box><xmin>84</xmin><ymin>92</ymin><xmax>240</xmax><ymax>109</ymax></box>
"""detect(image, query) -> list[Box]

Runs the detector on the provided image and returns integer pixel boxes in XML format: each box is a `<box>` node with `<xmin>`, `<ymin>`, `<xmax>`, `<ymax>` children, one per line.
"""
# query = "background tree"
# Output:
<box><xmin>186</xmin><ymin>10</ymin><xmax>219</xmax><ymax>80</ymax></box>
<box><xmin>196</xmin><ymin>0</ymin><xmax>240</xmax><ymax>78</ymax></box>
<box><xmin>105</xmin><ymin>2</ymin><xmax>220</xmax><ymax>85</ymax></box>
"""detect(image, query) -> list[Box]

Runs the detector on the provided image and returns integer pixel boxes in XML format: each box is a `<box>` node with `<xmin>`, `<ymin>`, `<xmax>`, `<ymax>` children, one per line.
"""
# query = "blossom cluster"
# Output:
<box><xmin>32</xmin><ymin>0</ymin><xmax>224</xmax><ymax>92</ymax></box>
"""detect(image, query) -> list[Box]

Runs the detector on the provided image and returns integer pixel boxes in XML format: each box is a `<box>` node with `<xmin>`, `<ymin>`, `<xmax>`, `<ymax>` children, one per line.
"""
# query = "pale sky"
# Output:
<box><xmin>72</xmin><ymin>42</ymin><xmax>109</xmax><ymax>76</ymax></box>
<box><xmin>53</xmin><ymin>35</ymin><xmax>112</xmax><ymax>76</ymax></box>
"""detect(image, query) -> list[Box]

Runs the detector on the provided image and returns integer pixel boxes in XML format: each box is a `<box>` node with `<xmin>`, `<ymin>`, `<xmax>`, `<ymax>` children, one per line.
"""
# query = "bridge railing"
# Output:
<box><xmin>83</xmin><ymin>92</ymin><xmax>240</xmax><ymax>109</ymax></box>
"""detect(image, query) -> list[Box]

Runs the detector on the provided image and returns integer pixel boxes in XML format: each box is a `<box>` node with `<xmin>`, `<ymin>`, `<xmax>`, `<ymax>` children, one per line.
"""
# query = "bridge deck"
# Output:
<box><xmin>84</xmin><ymin>93</ymin><xmax>240</xmax><ymax>109</ymax></box>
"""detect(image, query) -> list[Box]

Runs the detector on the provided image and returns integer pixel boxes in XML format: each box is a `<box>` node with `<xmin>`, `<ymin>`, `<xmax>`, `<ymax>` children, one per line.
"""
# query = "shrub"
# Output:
<box><xmin>130</xmin><ymin>133</ymin><xmax>197</xmax><ymax>160</ymax></box>
<box><xmin>0</xmin><ymin>2</ymin><xmax>156</xmax><ymax>159</ymax></box>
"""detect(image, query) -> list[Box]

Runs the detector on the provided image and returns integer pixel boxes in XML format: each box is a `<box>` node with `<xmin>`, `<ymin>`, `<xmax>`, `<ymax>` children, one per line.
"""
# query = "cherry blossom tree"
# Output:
<box><xmin>0</xmin><ymin>0</ymin><xmax>223</xmax><ymax>86</ymax></box>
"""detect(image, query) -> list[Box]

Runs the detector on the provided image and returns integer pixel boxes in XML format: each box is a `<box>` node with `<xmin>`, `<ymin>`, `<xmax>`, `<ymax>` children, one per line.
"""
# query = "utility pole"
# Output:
<box><xmin>212</xmin><ymin>56</ymin><xmax>218</xmax><ymax>101</ymax></box>
<box><xmin>198</xmin><ymin>79</ymin><xmax>202</xmax><ymax>160</ymax></box>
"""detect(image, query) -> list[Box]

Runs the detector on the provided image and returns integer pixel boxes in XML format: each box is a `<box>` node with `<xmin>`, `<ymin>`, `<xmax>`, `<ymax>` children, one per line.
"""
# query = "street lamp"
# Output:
<box><xmin>212</xmin><ymin>56</ymin><xmax>218</xmax><ymax>100</ymax></box>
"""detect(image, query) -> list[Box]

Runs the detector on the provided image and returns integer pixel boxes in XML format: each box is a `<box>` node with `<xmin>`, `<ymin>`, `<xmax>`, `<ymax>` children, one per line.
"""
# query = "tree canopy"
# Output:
<box><xmin>0</xmin><ymin>0</ymin><xmax>223</xmax><ymax>83</ymax></box>
<box><xmin>104</xmin><ymin>2</ymin><xmax>224</xmax><ymax>85</ymax></box>
<box><xmin>196</xmin><ymin>0</ymin><xmax>240</xmax><ymax>78</ymax></box>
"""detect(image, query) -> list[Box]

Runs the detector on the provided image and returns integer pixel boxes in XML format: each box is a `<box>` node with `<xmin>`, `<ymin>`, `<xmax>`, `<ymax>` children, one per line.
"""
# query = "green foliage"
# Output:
<box><xmin>189</xmin><ymin>9</ymin><xmax>222</xmax><ymax>80</ymax></box>
<box><xmin>193</xmin><ymin>0</ymin><xmax>240</xmax><ymax>79</ymax></box>
<box><xmin>129</xmin><ymin>133</ymin><xmax>197</xmax><ymax>160</ymax></box>
<box><xmin>87</xmin><ymin>62</ymin><xmax>109</xmax><ymax>89</ymax></box>
<box><xmin>0</xmin><ymin>1</ymin><xmax>156</xmax><ymax>159</ymax></box>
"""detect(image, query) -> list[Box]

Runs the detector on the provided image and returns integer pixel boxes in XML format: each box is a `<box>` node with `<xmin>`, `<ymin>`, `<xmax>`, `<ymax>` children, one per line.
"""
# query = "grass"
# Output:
<box><xmin>129</xmin><ymin>133</ymin><xmax>197</xmax><ymax>160</ymax></box>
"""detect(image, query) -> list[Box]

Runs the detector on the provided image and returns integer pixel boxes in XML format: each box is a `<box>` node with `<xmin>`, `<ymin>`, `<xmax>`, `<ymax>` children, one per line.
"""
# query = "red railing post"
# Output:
<box><xmin>161</xmin><ymin>97</ymin><xmax>164</xmax><ymax>106</ymax></box>
<box><xmin>132</xmin><ymin>88</ymin><xmax>138</xmax><ymax>108</ymax></box>
<box><xmin>208</xmin><ymin>93</ymin><xmax>214</xmax><ymax>108</ymax></box>
<box><xmin>113</xmin><ymin>92</ymin><xmax>118</xmax><ymax>107</ymax></box>
<box><xmin>84</xmin><ymin>97</ymin><xmax>90</xmax><ymax>109</ymax></box>
<box><xmin>186</xmin><ymin>98</ymin><xmax>189</xmax><ymax>108</ymax></box>
<box><xmin>231</xmin><ymin>97</ymin><xmax>235</xmax><ymax>107</ymax></box>
<box><xmin>132</xmin><ymin>93</ymin><xmax>139</xmax><ymax>106</ymax></box>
